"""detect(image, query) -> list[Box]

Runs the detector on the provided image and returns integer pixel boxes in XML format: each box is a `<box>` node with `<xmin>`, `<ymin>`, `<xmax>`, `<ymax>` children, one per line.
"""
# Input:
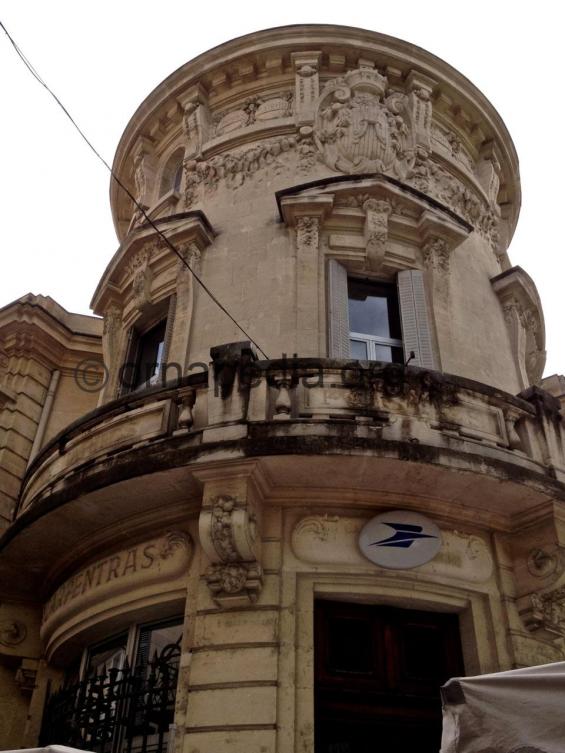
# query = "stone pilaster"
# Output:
<box><xmin>280</xmin><ymin>194</ymin><xmax>334</xmax><ymax>357</ymax></box>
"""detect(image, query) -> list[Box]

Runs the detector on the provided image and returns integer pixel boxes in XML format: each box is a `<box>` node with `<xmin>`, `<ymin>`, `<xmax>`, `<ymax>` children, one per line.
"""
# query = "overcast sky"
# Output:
<box><xmin>1</xmin><ymin>1</ymin><xmax>563</xmax><ymax>376</ymax></box>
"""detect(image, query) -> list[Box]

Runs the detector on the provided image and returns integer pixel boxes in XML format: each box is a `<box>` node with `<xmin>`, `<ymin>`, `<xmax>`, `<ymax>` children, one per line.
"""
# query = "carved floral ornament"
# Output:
<box><xmin>114</xmin><ymin>39</ymin><xmax>513</xmax><ymax>252</ymax></box>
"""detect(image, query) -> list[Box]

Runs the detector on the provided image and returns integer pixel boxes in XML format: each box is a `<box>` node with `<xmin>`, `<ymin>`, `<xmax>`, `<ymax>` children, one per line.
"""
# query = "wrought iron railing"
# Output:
<box><xmin>40</xmin><ymin>640</ymin><xmax>181</xmax><ymax>753</ymax></box>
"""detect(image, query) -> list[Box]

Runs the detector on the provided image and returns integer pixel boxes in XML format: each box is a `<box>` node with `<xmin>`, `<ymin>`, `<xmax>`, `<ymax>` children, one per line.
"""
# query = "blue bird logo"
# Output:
<box><xmin>370</xmin><ymin>522</ymin><xmax>437</xmax><ymax>549</ymax></box>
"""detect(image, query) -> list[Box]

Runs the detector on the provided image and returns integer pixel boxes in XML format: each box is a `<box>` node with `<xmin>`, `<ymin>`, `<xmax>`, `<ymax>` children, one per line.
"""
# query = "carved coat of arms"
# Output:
<box><xmin>315</xmin><ymin>67</ymin><xmax>411</xmax><ymax>177</ymax></box>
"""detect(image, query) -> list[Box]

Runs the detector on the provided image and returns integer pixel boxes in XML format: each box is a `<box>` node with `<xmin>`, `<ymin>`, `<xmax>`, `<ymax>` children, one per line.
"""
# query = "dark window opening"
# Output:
<box><xmin>348</xmin><ymin>278</ymin><xmax>403</xmax><ymax>364</ymax></box>
<box><xmin>132</xmin><ymin>319</ymin><xmax>167</xmax><ymax>390</ymax></box>
<box><xmin>159</xmin><ymin>148</ymin><xmax>185</xmax><ymax>197</ymax></box>
<box><xmin>315</xmin><ymin>600</ymin><xmax>464</xmax><ymax>753</ymax></box>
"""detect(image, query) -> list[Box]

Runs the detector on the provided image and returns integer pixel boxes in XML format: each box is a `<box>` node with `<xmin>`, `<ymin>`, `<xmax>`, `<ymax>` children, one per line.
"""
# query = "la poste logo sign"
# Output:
<box><xmin>359</xmin><ymin>510</ymin><xmax>441</xmax><ymax>569</ymax></box>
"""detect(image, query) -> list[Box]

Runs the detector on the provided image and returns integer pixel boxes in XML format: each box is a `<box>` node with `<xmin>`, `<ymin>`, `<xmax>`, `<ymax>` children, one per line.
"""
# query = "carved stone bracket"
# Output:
<box><xmin>132</xmin><ymin>136</ymin><xmax>156</xmax><ymax>208</ymax></box>
<box><xmin>363</xmin><ymin>198</ymin><xmax>391</xmax><ymax>271</ymax></box>
<box><xmin>127</xmin><ymin>245</ymin><xmax>155</xmax><ymax>312</ymax></box>
<box><xmin>179</xmin><ymin>83</ymin><xmax>210</xmax><ymax>160</ymax></box>
<box><xmin>405</xmin><ymin>70</ymin><xmax>436</xmax><ymax>152</ymax></box>
<box><xmin>491</xmin><ymin>266</ymin><xmax>546</xmax><ymax>388</ymax></box>
<box><xmin>292</xmin><ymin>51</ymin><xmax>321</xmax><ymax>127</ymax></box>
<box><xmin>197</xmin><ymin>469</ymin><xmax>265</xmax><ymax>608</ymax></box>
<box><xmin>518</xmin><ymin>586</ymin><xmax>565</xmax><ymax>639</ymax></box>
<box><xmin>422</xmin><ymin>236</ymin><xmax>450</xmax><ymax>274</ymax></box>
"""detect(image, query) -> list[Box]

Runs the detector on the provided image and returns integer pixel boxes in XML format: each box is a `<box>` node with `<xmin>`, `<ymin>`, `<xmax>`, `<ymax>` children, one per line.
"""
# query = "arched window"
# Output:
<box><xmin>159</xmin><ymin>147</ymin><xmax>185</xmax><ymax>197</ymax></box>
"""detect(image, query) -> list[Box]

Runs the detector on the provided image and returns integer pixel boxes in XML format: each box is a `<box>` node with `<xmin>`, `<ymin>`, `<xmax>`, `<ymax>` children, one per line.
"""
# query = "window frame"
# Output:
<box><xmin>327</xmin><ymin>259</ymin><xmax>438</xmax><ymax>369</ymax></box>
<box><xmin>119</xmin><ymin>295</ymin><xmax>176</xmax><ymax>396</ymax></box>
<box><xmin>347</xmin><ymin>276</ymin><xmax>404</xmax><ymax>364</ymax></box>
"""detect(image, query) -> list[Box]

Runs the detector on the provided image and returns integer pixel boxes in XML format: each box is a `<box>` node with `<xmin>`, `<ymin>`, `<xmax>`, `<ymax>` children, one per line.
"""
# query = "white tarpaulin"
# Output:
<box><xmin>440</xmin><ymin>661</ymin><xmax>565</xmax><ymax>753</ymax></box>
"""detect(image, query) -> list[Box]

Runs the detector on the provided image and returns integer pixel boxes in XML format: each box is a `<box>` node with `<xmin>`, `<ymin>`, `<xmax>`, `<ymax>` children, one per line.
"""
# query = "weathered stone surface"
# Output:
<box><xmin>0</xmin><ymin>23</ymin><xmax>563</xmax><ymax>753</ymax></box>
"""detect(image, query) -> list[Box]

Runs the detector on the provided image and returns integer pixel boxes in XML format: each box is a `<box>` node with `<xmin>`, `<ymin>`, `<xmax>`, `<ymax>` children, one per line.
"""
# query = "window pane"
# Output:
<box><xmin>86</xmin><ymin>633</ymin><xmax>128</xmax><ymax>677</ymax></box>
<box><xmin>134</xmin><ymin>319</ymin><xmax>167</xmax><ymax>388</ymax></box>
<box><xmin>348</xmin><ymin>279</ymin><xmax>401</xmax><ymax>339</ymax></box>
<box><xmin>350</xmin><ymin>340</ymin><xmax>367</xmax><ymax>359</ymax></box>
<box><xmin>135</xmin><ymin>619</ymin><xmax>183</xmax><ymax>677</ymax></box>
<box><xmin>372</xmin><ymin>344</ymin><xmax>404</xmax><ymax>364</ymax></box>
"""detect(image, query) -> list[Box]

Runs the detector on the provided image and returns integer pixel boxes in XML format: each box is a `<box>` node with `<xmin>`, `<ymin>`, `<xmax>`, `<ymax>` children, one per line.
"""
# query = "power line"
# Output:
<box><xmin>0</xmin><ymin>19</ymin><xmax>270</xmax><ymax>360</ymax></box>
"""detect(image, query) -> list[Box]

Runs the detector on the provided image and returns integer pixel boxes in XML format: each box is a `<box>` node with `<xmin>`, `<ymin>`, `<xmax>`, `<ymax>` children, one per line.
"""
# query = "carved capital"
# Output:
<box><xmin>176</xmin><ymin>241</ymin><xmax>201</xmax><ymax>276</ymax></box>
<box><xmin>103</xmin><ymin>303</ymin><xmax>122</xmax><ymax>336</ymax></box>
<box><xmin>296</xmin><ymin>216</ymin><xmax>320</xmax><ymax>250</ymax></box>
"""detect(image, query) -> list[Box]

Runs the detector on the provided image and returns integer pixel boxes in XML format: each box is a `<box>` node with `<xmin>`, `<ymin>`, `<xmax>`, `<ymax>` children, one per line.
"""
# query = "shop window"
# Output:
<box><xmin>40</xmin><ymin>617</ymin><xmax>183</xmax><ymax>753</ymax></box>
<box><xmin>314</xmin><ymin>600</ymin><xmax>464</xmax><ymax>753</ymax></box>
<box><xmin>327</xmin><ymin>260</ymin><xmax>437</xmax><ymax>369</ymax></box>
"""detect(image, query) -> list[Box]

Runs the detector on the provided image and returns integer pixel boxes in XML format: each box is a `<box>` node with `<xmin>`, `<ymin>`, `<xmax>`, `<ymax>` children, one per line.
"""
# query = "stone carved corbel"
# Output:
<box><xmin>130</xmin><ymin>137</ymin><xmax>157</xmax><ymax>230</ymax></box>
<box><xmin>405</xmin><ymin>70</ymin><xmax>436</xmax><ymax>152</ymax></box>
<box><xmin>422</xmin><ymin>236</ymin><xmax>450</xmax><ymax>275</ymax></box>
<box><xmin>102</xmin><ymin>303</ymin><xmax>122</xmax><ymax>363</ymax></box>
<box><xmin>180</xmin><ymin>84</ymin><xmax>210</xmax><ymax>160</ymax></box>
<box><xmin>492</xmin><ymin>267</ymin><xmax>546</xmax><ymax>388</ymax></box>
<box><xmin>518</xmin><ymin>586</ymin><xmax>565</xmax><ymax>639</ymax></box>
<box><xmin>477</xmin><ymin>140</ymin><xmax>502</xmax><ymax>206</ymax></box>
<box><xmin>128</xmin><ymin>246</ymin><xmax>154</xmax><ymax>312</ymax></box>
<box><xmin>292</xmin><ymin>52</ymin><xmax>321</xmax><ymax>127</ymax></box>
<box><xmin>363</xmin><ymin>198</ymin><xmax>391</xmax><ymax>272</ymax></box>
<box><xmin>199</xmin><ymin>493</ymin><xmax>263</xmax><ymax>608</ymax></box>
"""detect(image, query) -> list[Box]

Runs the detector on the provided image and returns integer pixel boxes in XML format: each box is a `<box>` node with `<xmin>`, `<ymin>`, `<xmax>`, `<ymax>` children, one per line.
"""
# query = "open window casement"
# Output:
<box><xmin>327</xmin><ymin>260</ymin><xmax>438</xmax><ymax>369</ymax></box>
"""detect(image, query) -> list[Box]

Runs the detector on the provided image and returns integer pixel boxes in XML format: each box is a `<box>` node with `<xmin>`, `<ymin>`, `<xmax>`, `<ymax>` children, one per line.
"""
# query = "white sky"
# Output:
<box><xmin>1</xmin><ymin>1</ymin><xmax>563</xmax><ymax>376</ymax></box>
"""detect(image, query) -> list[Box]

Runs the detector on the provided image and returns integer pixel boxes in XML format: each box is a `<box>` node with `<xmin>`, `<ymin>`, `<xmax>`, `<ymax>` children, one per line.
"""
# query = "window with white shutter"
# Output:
<box><xmin>327</xmin><ymin>264</ymin><xmax>437</xmax><ymax>368</ymax></box>
<box><xmin>327</xmin><ymin>259</ymin><xmax>351</xmax><ymax>359</ymax></box>
<box><xmin>397</xmin><ymin>270</ymin><xmax>437</xmax><ymax>369</ymax></box>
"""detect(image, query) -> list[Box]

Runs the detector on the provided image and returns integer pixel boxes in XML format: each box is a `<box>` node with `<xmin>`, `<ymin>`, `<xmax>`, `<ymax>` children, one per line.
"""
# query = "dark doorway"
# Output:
<box><xmin>314</xmin><ymin>600</ymin><xmax>464</xmax><ymax>753</ymax></box>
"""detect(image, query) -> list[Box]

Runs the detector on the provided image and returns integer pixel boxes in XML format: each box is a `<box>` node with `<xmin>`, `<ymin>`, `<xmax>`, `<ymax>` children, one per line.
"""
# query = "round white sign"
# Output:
<box><xmin>359</xmin><ymin>511</ymin><xmax>441</xmax><ymax>569</ymax></box>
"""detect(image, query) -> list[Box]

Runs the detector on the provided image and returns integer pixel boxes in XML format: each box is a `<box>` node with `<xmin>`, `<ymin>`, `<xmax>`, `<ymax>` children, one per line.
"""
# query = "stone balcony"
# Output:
<box><xmin>3</xmin><ymin>347</ymin><xmax>565</xmax><ymax>597</ymax></box>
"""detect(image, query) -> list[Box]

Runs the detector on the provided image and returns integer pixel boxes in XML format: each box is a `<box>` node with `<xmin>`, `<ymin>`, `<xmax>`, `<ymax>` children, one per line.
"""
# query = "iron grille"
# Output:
<box><xmin>40</xmin><ymin>639</ymin><xmax>181</xmax><ymax>753</ymax></box>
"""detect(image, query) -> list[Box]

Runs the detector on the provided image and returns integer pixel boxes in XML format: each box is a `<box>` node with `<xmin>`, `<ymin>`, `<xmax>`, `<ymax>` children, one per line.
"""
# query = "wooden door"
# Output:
<box><xmin>314</xmin><ymin>600</ymin><xmax>464</xmax><ymax>753</ymax></box>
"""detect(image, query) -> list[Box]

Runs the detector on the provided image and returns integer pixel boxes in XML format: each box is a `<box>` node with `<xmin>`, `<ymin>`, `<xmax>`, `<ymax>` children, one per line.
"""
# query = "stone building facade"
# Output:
<box><xmin>0</xmin><ymin>23</ymin><xmax>564</xmax><ymax>753</ymax></box>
